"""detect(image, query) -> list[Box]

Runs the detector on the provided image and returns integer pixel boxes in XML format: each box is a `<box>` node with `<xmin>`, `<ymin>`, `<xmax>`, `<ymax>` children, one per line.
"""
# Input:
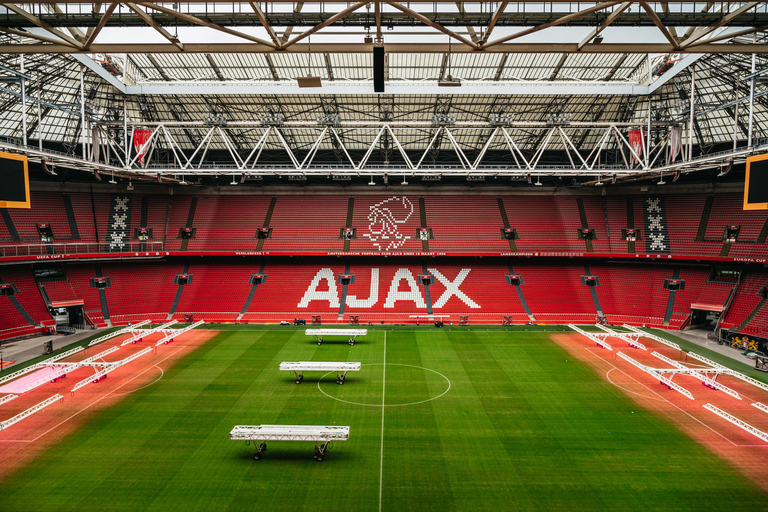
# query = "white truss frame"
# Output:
<box><xmin>752</xmin><ymin>402</ymin><xmax>768</xmax><ymax>415</ymax></box>
<box><xmin>70</xmin><ymin>346</ymin><xmax>153</xmax><ymax>393</ymax></box>
<box><xmin>88</xmin><ymin>320</ymin><xmax>151</xmax><ymax>346</ymax></box>
<box><xmin>687</xmin><ymin>351</ymin><xmax>768</xmax><ymax>394</ymax></box>
<box><xmin>280</xmin><ymin>361</ymin><xmax>361</xmax><ymax>384</ymax></box>
<box><xmin>0</xmin><ymin>123</ymin><xmax>768</xmax><ymax>182</ymax></box>
<box><xmin>567</xmin><ymin>324</ymin><xmax>612</xmax><ymax>351</ymax></box>
<box><xmin>650</xmin><ymin>351</ymin><xmax>741</xmax><ymax>400</ymax></box>
<box><xmin>154</xmin><ymin>320</ymin><xmax>205</xmax><ymax>346</ymax></box>
<box><xmin>230</xmin><ymin>424</ymin><xmax>350</xmax><ymax>460</ymax></box>
<box><xmin>121</xmin><ymin>320</ymin><xmax>177</xmax><ymax>346</ymax></box>
<box><xmin>703</xmin><ymin>403</ymin><xmax>768</xmax><ymax>443</ymax></box>
<box><xmin>231</xmin><ymin>424</ymin><xmax>350</xmax><ymax>443</ymax></box>
<box><xmin>0</xmin><ymin>394</ymin><xmax>62</xmax><ymax>431</ymax></box>
<box><xmin>616</xmin><ymin>350</ymin><xmax>694</xmax><ymax>400</ymax></box>
<box><xmin>5</xmin><ymin>124</ymin><xmax>766</xmax><ymax>184</ymax></box>
<box><xmin>306</xmin><ymin>328</ymin><xmax>367</xmax><ymax>346</ymax></box>
<box><xmin>621</xmin><ymin>325</ymin><xmax>682</xmax><ymax>351</ymax></box>
<box><xmin>594</xmin><ymin>324</ymin><xmax>647</xmax><ymax>350</ymax></box>
<box><xmin>0</xmin><ymin>346</ymin><xmax>85</xmax><ymax>386</ymax></box>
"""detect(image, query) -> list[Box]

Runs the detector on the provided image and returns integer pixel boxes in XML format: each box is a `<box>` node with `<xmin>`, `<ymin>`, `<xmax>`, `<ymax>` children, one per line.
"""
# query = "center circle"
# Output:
<box><xmin>316</xmin><ymin>363</ymin><xmax>451</xmax><ymax>407</ymax></box>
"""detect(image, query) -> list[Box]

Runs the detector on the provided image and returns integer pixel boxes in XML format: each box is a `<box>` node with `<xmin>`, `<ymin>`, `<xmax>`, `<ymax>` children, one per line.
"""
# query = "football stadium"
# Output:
<box><xmin>0</xmin><ymin>2</ymin><xmax>768</xmax><ymax>510</ymax></box>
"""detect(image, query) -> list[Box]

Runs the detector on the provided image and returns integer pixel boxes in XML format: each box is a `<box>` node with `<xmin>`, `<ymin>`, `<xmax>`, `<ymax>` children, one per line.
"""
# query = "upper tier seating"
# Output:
<box><xmin>423</xmin><ymin>196</ymin><xmax>509</xmax><ymax>252</ymax></box>
<box><xmin>3</xmin><ymin>190</ymin><xmax>767</xmax><ymax>260</ymax></box>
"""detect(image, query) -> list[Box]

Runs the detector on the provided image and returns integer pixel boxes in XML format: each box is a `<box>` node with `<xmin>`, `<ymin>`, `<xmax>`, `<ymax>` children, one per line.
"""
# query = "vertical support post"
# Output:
<box><xmin>37</xmin><ymin>98</ymin><xmax>42</xmax><ymax>151</ymax></box>
<box><xmin>688</xmin><ymin>65</ymin><xmax>695</xmax><ymax>161</ymax></box>
<box><xmin>123</xmin><ymin>96</ymin><xmax>129</xmax><ymax>167</ymax></box>
<box><xmin>748</xmin><ymin>44</ymin><xmax>756</xmax><ymax>147</ymax></box>
<box><xmin>646</xmin><ymin>96</ymin><xmax>651</xmax><ymax>169</ymax></box>
<box><xmin>20</xmin><ymin>55</ymin><xmax>27</xmax><ymax>146</ymax></box>
<box><xmin>733</xmin><ymin>89</ymin><xmax>739</xmax><ymax>152</ymax></box>
<box><xmin>80</xmin><ymin>66</ymin><xmax>87</xmax><ymax>160</ymax></box>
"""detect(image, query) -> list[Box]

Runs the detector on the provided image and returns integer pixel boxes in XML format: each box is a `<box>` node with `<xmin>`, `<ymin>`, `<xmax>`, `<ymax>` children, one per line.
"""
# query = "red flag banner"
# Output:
<box><xmin>132</xmin><ymin>129</ymin><xmax>154</xmax><ymax>164</ymax></box>
<box><xmin>628</xmin><ymin>129</ymin><xmax>645</xmax><ymax>164</ymax></box>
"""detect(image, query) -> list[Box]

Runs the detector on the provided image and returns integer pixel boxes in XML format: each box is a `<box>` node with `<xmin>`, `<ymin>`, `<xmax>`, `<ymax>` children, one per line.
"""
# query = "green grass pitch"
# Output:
<box><xmin>1</xmin><ymin>327</ymin><xmax>767</xmax><ymax>511</ymax></box>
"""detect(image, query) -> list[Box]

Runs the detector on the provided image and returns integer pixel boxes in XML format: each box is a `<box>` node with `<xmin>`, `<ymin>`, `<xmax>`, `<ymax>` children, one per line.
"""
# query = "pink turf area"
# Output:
<box><xmin>0</xmin><ymin>366</ymin><xmax>67</xmax><ymax>394</ymax></box>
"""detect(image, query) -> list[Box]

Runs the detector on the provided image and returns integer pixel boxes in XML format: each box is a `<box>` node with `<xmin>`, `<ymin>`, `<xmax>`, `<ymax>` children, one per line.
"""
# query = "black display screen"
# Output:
<box><xmin>0</xmin><ymin>157</ymin><xmax>27</xmax><ymax>203</ymax></box>
<box><xmin>747</xmin><ymin>157</ymin><xmax>768</xmax><ymax>204</ymax></box>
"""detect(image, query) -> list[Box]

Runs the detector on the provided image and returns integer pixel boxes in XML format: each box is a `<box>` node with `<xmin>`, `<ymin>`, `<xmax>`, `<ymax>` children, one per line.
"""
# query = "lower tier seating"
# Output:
<box><xmin>0</xmin><ymin>259</ymin><xmax>765</xmax><ymax>335</ymax></box>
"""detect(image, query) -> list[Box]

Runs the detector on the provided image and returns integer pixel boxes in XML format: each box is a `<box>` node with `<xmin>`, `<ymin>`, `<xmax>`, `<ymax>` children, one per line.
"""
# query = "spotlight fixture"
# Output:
<box><xmin>593</xmin><ymin>34</ymin><xmax>604</xmax><ymax>44</ymax></box>
<box><xmin>534</xmin><ymin>175</ymin><xmax>543</xmax><ymax>186</ymax></box>
<box><xmin>109</xmin><ymin>170</ymin><xmax>117</xmax><ymax>184</ymax></box>
<box><xmin>126</xmin><ymin>181</ymin><xmax>134</xmax><ymax>191</ymax></box>
<box><xmin>657</xmin><ymin>172</ymin><xmax>666</xmax><ymax>185</ymax></box>
<box><xmin>595</xmin><ymin>176</ymin><xmax>604</xmax><ymax>186</ymax></box>
<box><xmin>401</xmin><ymin>177</ymin><xmax>408</xmax><ymax>186</ymax></box>
<box><xmin>717</xmin><ymin>160</ymin><xmax>733</xmax><ymax>177</ymax></box>
<box><xmin>230</xmin><ymin>175</ymin><xmax>238</xmax><ymax>185</ymax></box>
<box><xmin>178</xmin><ymin>176</ymin><xmax>187</xmax><ymax>185</ymax></box>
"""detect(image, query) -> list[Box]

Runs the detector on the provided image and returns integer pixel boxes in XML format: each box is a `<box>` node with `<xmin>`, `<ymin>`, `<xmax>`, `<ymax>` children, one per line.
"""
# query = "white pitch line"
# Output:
<box><xmin>379</xmin><ymin>330</ymin><xmax>386</xmax><ymax>512</ymax></box>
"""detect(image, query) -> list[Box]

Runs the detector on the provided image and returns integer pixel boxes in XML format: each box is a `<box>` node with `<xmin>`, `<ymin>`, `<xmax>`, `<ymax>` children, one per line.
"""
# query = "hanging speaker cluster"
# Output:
<box><xmin>373</xmin><ymin>46</ymin><xmax>385</xmax><ymax>93</ymax></box>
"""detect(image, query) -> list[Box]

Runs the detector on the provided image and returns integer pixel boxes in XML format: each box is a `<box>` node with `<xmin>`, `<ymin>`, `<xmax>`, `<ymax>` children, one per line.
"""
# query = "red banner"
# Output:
<box><xmin>132</xmin><ymin>129</ymin><xmax>153</xmax><ymax>164</ymax></box>
<box><xmin>628</xmin><ymin>129</ymin><xmax>645</xmax><ymax>164</ymax></box>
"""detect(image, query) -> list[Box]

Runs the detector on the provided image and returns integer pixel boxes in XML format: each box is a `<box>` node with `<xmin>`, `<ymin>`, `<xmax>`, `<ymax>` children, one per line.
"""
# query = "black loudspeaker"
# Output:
<box><xmin>373</xmin><ymin>46</ymin><xmax>385</xmax><ymax>92</ymax></box>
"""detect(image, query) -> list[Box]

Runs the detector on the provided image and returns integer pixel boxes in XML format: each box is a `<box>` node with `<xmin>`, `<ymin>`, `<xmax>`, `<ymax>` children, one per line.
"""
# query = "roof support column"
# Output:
<box><xmin>124</xmin><ymin>96</ymin><xmax>129</xmax><ymax>167</ymax></box>
<box><xmin>733</xmin><ymin>85</ymin><xmax>739</xmax><ymax>151</ymax></box>
<box><xmin>748</xmin><ymin>39</ymin><xmax>756</xmax><ymax>147</ymax></box>
<box><xmin>688</xmin><ymin>65</ymin><xmax>695</xmax><ymax>161</ymax></box>
<box><xmin>37</xmin><ymin>92</ymin><xmax>41</xmax><ymax>151</ymax></box>
<box><xmin>20</xmin><ymin>55</ymin><xmax>26</xmax><ymax>146</ymax></box>
<box><xmin>80</xmin><ymin>66</ymin><xmax>86</xmax><ymax>160</ymax></box>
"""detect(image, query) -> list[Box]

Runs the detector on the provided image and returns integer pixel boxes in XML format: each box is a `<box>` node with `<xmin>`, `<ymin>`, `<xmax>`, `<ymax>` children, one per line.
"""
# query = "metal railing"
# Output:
<box><xmin>0</xmin><ymin>241</ymin><xmax>165</xmax><ymax>258</ymax></box>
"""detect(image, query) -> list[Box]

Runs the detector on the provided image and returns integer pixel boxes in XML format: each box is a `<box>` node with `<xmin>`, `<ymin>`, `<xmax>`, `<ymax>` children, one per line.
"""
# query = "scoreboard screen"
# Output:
<box><xmin>0</xmin><ymin>152</ymin><xmax>30</xmax><ymax>209</ymax></box>
<box><xmin>744</xmin><ymin>153</ymin><xmax>768</xmax><ymax>210</ymax></box>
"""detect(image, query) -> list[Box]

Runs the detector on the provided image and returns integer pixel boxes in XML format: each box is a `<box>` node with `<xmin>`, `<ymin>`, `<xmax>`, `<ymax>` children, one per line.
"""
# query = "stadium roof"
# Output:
<box><xmin>0</xmin><ymin>2</ymin><xmax>765</xmax><ymax>185</ymax></box>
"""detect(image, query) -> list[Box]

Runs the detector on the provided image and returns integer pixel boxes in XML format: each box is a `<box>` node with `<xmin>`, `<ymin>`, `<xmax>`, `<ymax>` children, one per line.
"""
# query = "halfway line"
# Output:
<box><xmin>379</xmin><ymin>330</ymin><xmax>386</xmax><ymax>512</ymax></box>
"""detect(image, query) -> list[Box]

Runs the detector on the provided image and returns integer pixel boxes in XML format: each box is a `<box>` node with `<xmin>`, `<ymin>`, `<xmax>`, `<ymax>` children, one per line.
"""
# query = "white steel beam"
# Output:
<box><xmin>1</xmin><ymin>43</ymin><xmax>766</xmax><ymax>54</ymax></box>
<box><xmin>0</xmin><ymin>394</ymin><xmax>62</xmax><ymax>431</ymax></box>
<box><xmin>0</xmin><ymin>394</ymin><xmax>18</xmax><ymax>406</ymax></box>
<box><xmin>621</xmin><ymin>325</ymin><xmax>682</xmax><ymax>351</ymax></box>
<box><xmin>124</xmin><ymin>80</ymin><xmax>650</xmax><ymax>96</ymax></box>
<box><xmin>70</xmin><ymin>54</ymin><xmax>127</xmax><ymax>93</ymax></box>
<box><xmin>154</xmin><ymin>320</ymin><xmax>205</xmax><ymax>346</ymax></box>
<box><xmin>703</xmin><ymin>403</ymin><xmax>768</xmax><ymax>443</ymax></box>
